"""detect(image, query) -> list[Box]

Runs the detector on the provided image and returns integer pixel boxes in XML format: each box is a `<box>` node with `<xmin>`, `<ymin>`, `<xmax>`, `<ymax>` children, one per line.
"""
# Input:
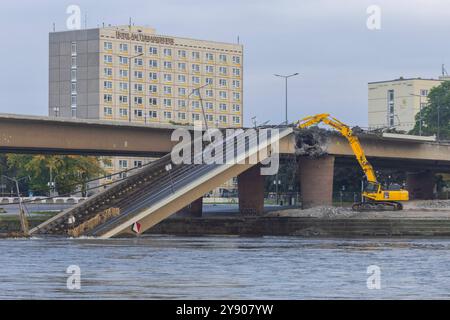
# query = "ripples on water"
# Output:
<box><xmin>0</xmin><ymin>236</ymin><xmax>449</xmax><ymax>299</ymax></box>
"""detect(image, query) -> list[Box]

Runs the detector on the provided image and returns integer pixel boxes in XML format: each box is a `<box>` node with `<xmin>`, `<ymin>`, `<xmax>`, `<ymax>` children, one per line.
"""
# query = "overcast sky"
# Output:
<box><xmin>1</xmin><ymin>0</ymin><xmax>449</xmax><ymax>127</ymax></box>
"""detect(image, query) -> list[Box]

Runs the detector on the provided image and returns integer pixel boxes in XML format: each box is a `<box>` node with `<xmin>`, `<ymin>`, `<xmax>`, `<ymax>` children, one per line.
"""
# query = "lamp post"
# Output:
<box><xmin>410</xmin><ymin>93</ymin><xmax>424</xmax><ymax>135</ymax></box>
<box><xmin>2</xmin><ymin>175</ymin><xmax>30</xmax><ymax>235</ymax></box>
<box><xmin>274</xmin><ymin>73</ymin><xmax>299</xmax><ymax>124</ymax></box>
<box><xmin>121</xmin><ymin>52</ymin><xmax>143</xmax><ymax>122</ymax></box>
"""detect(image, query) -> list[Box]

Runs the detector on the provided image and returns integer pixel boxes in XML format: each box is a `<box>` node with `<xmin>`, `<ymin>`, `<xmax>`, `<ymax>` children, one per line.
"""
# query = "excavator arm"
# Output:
<box><xmin>296</xmin><ymin>113</ymin><xmax>377</xmax><ymax>183</ymax></box>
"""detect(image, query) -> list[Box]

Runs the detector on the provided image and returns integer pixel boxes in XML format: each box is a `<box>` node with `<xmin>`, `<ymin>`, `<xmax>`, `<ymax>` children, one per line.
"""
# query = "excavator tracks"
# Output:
<box><xmin>352</xmin><ymin>201</ymin><xmax>403</xmax><ymax>212</ymax></box>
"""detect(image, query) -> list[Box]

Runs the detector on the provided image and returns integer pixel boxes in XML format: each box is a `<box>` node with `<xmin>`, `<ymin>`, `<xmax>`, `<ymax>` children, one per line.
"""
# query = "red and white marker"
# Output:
<box><xmin>131</xmin><ymin>222</ymin><xmax>141</xmax><ymax>234</ymax></box>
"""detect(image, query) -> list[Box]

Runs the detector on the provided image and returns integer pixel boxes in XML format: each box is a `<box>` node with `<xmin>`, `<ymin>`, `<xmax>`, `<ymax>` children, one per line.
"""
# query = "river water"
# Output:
<box><xmin>0</xmin><ymin>236</ymin><xmax>449</xmax><ymax>299</ymax></box>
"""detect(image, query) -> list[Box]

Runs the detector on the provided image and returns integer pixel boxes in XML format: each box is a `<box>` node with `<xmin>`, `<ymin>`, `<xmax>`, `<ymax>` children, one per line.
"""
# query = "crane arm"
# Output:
<box><xmin>296</xmin><ymin>113</ymin><xmax>378</xmax><ymax>183</ymax></box>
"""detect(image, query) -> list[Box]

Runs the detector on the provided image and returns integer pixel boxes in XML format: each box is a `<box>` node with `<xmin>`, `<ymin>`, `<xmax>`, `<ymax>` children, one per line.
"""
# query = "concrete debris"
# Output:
<box><xmin>294</xmin><ymin>127</ymin><xmax>329</xmax><ymax>157</ymax></box>
<box><xmin>268</xmin><ymin>206</ymin><xmax>354</xmax><ymax>219</ymax></box>
<box><xmin>67</xmin><ymin>207</ymin><xmax>120</xmax><ymax>237</ymax></box>
<box><xmin>405</xmin><ymin>200</ymin><xmax>450</xmax><ymax>209</ymax></box>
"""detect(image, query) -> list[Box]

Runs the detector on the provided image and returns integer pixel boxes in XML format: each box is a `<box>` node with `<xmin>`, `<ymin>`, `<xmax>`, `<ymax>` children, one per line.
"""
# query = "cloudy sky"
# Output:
<box><xmin>0</xmin><ymin>0</ymin><xmax>449</xmax><ymax>126</ymax></box>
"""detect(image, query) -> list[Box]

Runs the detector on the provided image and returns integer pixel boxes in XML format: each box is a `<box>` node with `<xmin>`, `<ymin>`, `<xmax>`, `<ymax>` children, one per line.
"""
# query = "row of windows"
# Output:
<box><xmin>103</xmin><ymin>81</ymin><xmax>241</xmax><ymax>94</ymax></box>
<box><xmin>102</xmin><ymin>106</ymin><xmax>241</xmax><ymax>124</ymax></box>
<box><xmin>103</xmin><ymin>94</ymin><xmax>241</xmax><ymax>110</ymax></box>
<box><xmin>103</xmin><ymin>57</ymin><xmax>241</xmax><ymax>77</ymax></box>
<box><xmin>103</xmin><ymin>42</ymin><xmax>241</xmax><ymax>64</ymax></box>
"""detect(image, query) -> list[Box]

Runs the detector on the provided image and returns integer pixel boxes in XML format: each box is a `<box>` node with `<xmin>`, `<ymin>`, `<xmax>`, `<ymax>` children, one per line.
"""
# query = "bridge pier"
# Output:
<box><xmin>406</xmin><ymin>171</ymin><xmax>435</xmax><ymax>200</ymax></box>
<box><xmin>298</xmin><ymin>155</ymin><xmax>335</xmax><ymax>208</ymax></box>
<box><xmin>186</xmin><ymin>197</ymin><xmax>203</xmax><ymax>217</ymax></box>
<box><xmin>237</xmin><ymin>165</ymin><xmax>264</xmax><ymax>215</ymax></box>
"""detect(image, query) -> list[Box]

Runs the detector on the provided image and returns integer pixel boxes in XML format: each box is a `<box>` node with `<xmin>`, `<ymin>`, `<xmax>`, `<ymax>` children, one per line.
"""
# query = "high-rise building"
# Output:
<box><xmin>49</xmin><ymin>25</ymin><xmax>243</xmax><ymax>195</ymax></box>
<box><xmin>368</xmin><ymin>77</ymin><xmax>445</xmax><ymax>131</ymax></box>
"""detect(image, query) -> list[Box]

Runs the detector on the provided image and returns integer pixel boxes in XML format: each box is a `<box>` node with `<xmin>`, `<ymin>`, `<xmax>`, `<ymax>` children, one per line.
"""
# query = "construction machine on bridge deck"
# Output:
<box><xmin>296</xmin><ymin>113</ymin><xmax>409</xmax><ymax>211</ymax></box>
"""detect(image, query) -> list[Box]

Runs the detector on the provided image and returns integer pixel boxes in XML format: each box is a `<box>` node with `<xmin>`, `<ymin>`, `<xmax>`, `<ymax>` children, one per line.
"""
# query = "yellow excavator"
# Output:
<box><xmin>296</xmin><ymin>113</ymin><xmax>409</xmax><ymax>211</ymax></box>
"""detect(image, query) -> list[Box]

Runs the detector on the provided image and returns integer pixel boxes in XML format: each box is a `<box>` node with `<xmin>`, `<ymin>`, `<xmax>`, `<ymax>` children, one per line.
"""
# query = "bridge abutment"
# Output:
<box><xmin>298</xmin><ymin>155</ymin><xmax>335</xmax><ymax>208</ymax></box>
<box><xmin>238</xmin><ymin>165</ymin><xmax>264</xmax><ymax>215</ymax></box>
<box><xmin>406</xmin><ymin>171</ymin><xmax>435</xmax><ymax>200</ymax></box>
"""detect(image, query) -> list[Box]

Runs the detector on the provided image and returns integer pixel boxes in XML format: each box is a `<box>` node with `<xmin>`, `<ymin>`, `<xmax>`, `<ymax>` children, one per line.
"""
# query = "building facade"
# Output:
<box><xmin>368</xmin><ymin>77</ymin><xmax>444</xmax><ymax>131</ymax></box>
<box><xmin>49</xmin><ymin>25</ymin><xmax>243</xmax><ymax>195</ymax></box>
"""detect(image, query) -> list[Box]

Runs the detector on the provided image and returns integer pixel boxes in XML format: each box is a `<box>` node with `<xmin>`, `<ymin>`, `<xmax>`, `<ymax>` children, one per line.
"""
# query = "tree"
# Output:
<box><xmin>5</xmin><ymin>155</ymin><xmax>108</xmax><ymax>196</ymax></box>
<box><xmin>410</xmin><ymin>81</ymin><xmax>450</xmax><ymax>139</ymax></box>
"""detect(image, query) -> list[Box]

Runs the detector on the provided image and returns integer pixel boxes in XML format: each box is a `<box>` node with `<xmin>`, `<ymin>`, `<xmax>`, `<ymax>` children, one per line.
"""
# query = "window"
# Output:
<box><xmin>219</xmin><ymin>103</ymin><xmax>227</xmax><ymax>111</ymax></box>
<box><xmin>149</xmin><ymin>110</ymin><xmax>158</xmax><ymax>118</ymax></box>
<box><xmin>178</xmin><ymin>100</ymin><xmax>186</xmax><ymax>108</ymax></box>
<box><xmin>192</xmin><ymin>113</ymin><xmax>200</xmax><ymax>121</ymax></box>
<box><xmin>232</xmin><ymin>68</ymin><xmax>241</xmax><ymax>76</ymax></box>
<box><xmin>149</xmin><ymin>72</ymin><xmax>158</xmax><ymax>81</ymax></box>
<box><xmin>134</xmin><ymin>96</ymin><xmax>143</xmax><ymax>105</ymax></box>
<box><xmin>192</xmin><ymin>76</ymin><xmax>200</xmax><ymax>84</ymax></box>
<box><xmin>71</xmin><ymin>95</ymin><xmax>77</xmax><ymax>107</ymax></box>
<box><xmin>219</xmin><ymin>79</ymin><xmax>227</xmax><ymax>87</ymax></box>
<box><xmin>192</xmin><ymin>51</ymin><xmax>200</xmax><ymax>60</ymax></box>
<box><xmin>149</xmin><ymin>85</ymin><xmax>157</xmax><ymax>93</ymax></box>
<box><xmin>163</xmin><ymin>74</ymin><xmax>172</xmax><ymax>82</ymax></box>
<box><xmin>71</xmin><ymin>70</ymin><xmax>77</xmax><ymax>81</ymax></box>
<box><xmin>119</xmin><ymin>95</ymin><xmax>128</xmax><ymax>104</ymax></box>
<box><xmin>71</xmin><ymin>57</ymin><xmax>77</xmax><ymax>69</ymax></box>
<box><xmin>163</xmin><ymin>86</ymin><xmax>172</xmax><ymax>95</ymax></box>
<box><xmin>164</xmin><ymin>61</ymin><xmax>172</xmax><ymax>69</ymax></box>
<box><xmin>178</xmin><ymin>87</ymin><xmax>186</xmax><ymax>96</ymax></box>
<box><xmin>219</xmin><ymin>115</ymin><xmax>227</xmax><ymax>123</ymax></box>
<box><xmin>178</xmin><ymin>112</ymin><xmax>186</xmax><ymax>120</ymax></box>
<box><xmin>205</xmin><ymin>102</ymin><xmax>214</xmax><ymax>110</ymax></box>
<box><xmin>134</xmin><ymin>83</ymin><xmax>143</xmax><ymax>92</ymax></box>
<box><xmin>205</xmin><ymin>52</ymin><xmax>214</xmax><ymax>61</ymax></box>
<box><xmin>232</xmin><ymin>56</ymin><xmax>241</xmax><ymax>64</ymax></box>
<box><xmin>206</xmin><ymin>89</ymin><xmax>213</xmax><ymax>97</ymax></box>
<box><xmin>149</xmin><ymin>46</ymin><xmax>158</xmax><ymax>55</ymax></box>
<box><xmin>163</xmin><ymin>98</ymin><xmax>172</xmax><ymax>107</ymax></box>
<box><xmin>134</xmin><ymin>160</ymin><xmax>143</xmax><ymax>168</ymax></box>
<box><xmin>178</xmin><ymin>74</ymin><xmax>186</xmax><ymax>83</ymax></box>
<box><xmin>205</xmin><ymin>78</ymin><xmax>213</xmax><ymax>85</ymax></box>
<box><xmin>232</xmin><ymin>80</ymin><xmax>240</xmax><ymax>88</ymax></box>
<box><xmin>71</xmin><ymin>42</ymin><xmax>77</xmax><ymax>56</ymax></box>
<box><xmin>104</xmin><ymin>55</ymin><xmax>113</xmax><ymax>63</ymax></box>
<box><xmin>192</xmin><ymin>64</ymin><xmax>200</xmax><ymax>72</ymax></box>
<box><xmin>119</xmin><ymin>69</ymin><xmax>128</xmax><ymax>78</ymax></box>
<box><xmin>119</xmin><ymin>82</ymin><xmax>128</xmax><ymax>91</ymax></box>
<box><xmin>119</xmin><ymin>56</ymin><xmax>128</xmax><ymax>64</ymax></box>
<box><xmin>219</xmin><ymin>66</ymin><xmax>227</xmax><ymax>75</ymax></box>
<box><xmin>119</xmin><ymin>108</ymin><xmax>128</xmax><ymax>117</ymax></box>
<box><xmin>104</xmin><ymin>81</ymin><xmax>113</xmax><ymax>89</ymax></box>
<box><xmin>420</xmin><ymin>89</ymin><xmax>428</xmax><ymax>97</ymax></box>
<box><xmin>219</xmin><ymin>91</ymin><xmax>227</xmax><ymax>99</ymax></box>
<box><xmin>134</xmin><ymin>45</ymin><xmax>143</xmax><ymax>53</ymax></box>
<box><xmin>206</xmin><ymin>114</ymin><xmax>214</xmax><ymax>122</ymax></box>
<box><xmin>71</xmin><ymin>82</ymin><xmax>77</xmax><ymax>94</ymax></box>
<box><xmin>192</xmin><ymin>101</ymin><xmax>200</xmax><ymax>109</ymax></box>
<box><xmin>178</xmin><ymin>62</ymin><xmax>186</xmax><ymax>71</ymax></box>
<box><xmin>149</xmin><ymin>60</ymin><xmax>158</xmax><ymax>68</ymax></box>
<box><xmin>71</xmin><ymin>108</ymin><xmax>76</xmax><ymax>118</ymax></box>
<box><xmin>232</xmin><ymin>104</ymin><xmax>240</xmax><ymax>112</ymax></box>
<box><xmin>205</xmin><ymin>65</ymin><xmax>214</xmax><ymax>73</ymax></box>
<box><xmin>134</xmin><ymin>109</ymin><xmax>143</xmax><ymax>117</ymax></box>
<box><xmin>134</xmin><ymin>71</ymin><xmax>143</xmax><ymax>79</ymax></box>
<box><xmin>233</xmin><ymin>92</ymin><xmax>241</xmax><ymax>101</ymax></box>
<box><xmin>119</xmin><ymin>160</ymin><xmax>128</xmax><ymax>168</ymax></box>
<box><xmin>163</xmin><ymin>48</ymin><xmax>172</xmax><ymax>56</ymax></box>
<box><xmin>233</xmin><ymin>116</ymin><xmax>241</xmax><ymax>124</ymax></box>
<box><xmin>104</xmin><ymin>94</ymin><xmax>113</xmax><ymax>103</ymax></box>
<box><xmin>103</xmin><ymin>107</ymin><xmax>113</xmax><ymax>116</ymax></box>
<box><xmin>178</xmin><ymin>50</ymin><xmax>186</xmax><ymax>58</ymax></box>
<box><xmin>164</xmin><ymin>111</ymin><xmax>172</xmax><ymax>119</ymax></box>
<box><xmin>219</xmin><ymin>54</ymin><xmax>227</xmax><ymax>63</ymax></box>
<box><xmin>119</xmin><ymin>43</ymin><xmax>128</xmax><ymax>52</ymax></box>
<box><xmin>149</xmin><ymin>97</ymin><xmax>158</xmax><ymax>106</ymax></box>
<box><xmin>104</xmin><ymin>42</ymin><xmax>113</xmax><ymax>50</ymax></box>
<box><xmin>104</xmin><ymin>68</ymin><xmax>112</xmax><ymax>77</ymax></box>
<box><xmin>134</xmin><ymin>58</ymin><xmax>143</xmax><ymax>67</ymax></box>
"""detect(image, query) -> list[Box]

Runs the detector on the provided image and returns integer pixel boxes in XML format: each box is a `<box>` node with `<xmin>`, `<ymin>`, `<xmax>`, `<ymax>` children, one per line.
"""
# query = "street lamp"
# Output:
<box><xmin>121</xmin><ymin>52</ymin><xmax>144</xmax><ymax>122</ymax></box>
<box><xmin>274</xmin><ymin>73</ymin><xmax>299</xmax><ymax>124</ymax></box>
<box><xmin>410</xmin><ymin>93</ymin><xmax>424</xmax><ymax>135</ymax></box>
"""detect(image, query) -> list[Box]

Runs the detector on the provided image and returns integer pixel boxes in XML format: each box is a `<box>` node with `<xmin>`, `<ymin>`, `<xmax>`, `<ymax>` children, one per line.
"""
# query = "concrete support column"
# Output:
<box><xmin>406</xmin><ymin>171</ymin><xmax>435</xmax><ymax>200</ymax></box>
<box><xmin>238</xmin><ymin>165</ymin><xmax>265</xmax><ymax>215</ymax></box>
<box><xmin>298</xmin><ymin>155</ymin><xmax>335</xmax><ymax>208</ymax></box>
<box><xmin>187</xmin><ymin>197</ymin><xmax>203</xmax><ymax>217</ymax></box>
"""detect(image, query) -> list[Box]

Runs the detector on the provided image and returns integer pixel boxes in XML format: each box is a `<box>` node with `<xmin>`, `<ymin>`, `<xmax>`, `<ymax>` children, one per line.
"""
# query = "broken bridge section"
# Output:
<box><xmin>30</xmin><ymin>126</ymin><xmax>293</xmax><ymax>238</ymax></box>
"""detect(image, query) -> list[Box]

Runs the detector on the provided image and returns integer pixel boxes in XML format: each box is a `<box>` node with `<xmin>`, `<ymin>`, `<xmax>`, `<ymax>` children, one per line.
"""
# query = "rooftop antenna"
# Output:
<box><xmin>442</xmin><ymin>64</ymin><xmax>448</xmax><ymax>77</ymax></box>
<box><xmin>237</xmin><ymin>35</ymin><xmax>240</xmax><ymax>44</ymax></box>
<box><xmin>84</xmin><ymin>12</ymin><xmax>87</xmax><ymax>29</ymax></box>
<box><xmin>52</xmin><ymin>22</ymin><xmax>55</xmax><ymax>32</ymax></box>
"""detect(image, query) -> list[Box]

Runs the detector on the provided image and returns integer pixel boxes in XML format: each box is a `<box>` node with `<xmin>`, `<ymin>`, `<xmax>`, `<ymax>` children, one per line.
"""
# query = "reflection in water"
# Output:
<box><xmin>0</xmin><ymin>236</ymin><xmax>449</xmax><ymax>299</ymax></box>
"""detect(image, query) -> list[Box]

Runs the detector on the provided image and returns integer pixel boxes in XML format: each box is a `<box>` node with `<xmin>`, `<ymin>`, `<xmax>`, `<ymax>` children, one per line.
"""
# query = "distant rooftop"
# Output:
<box><xmin>368</xmin><ymin>77</ymin><xmax>443</xmax><ymax>84</ymax></box>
